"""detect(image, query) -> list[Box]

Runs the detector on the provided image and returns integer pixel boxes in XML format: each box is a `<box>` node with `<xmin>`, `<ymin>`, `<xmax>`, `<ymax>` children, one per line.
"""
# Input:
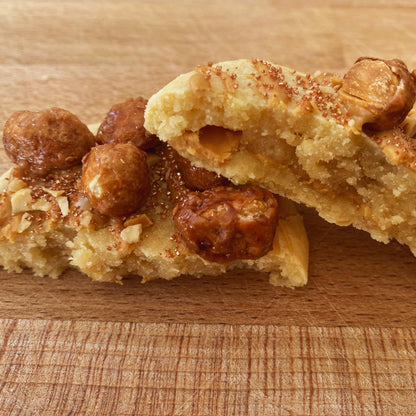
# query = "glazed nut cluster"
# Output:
<box><xmin>81</xmin><ymin>142</ymin><xmax>151</xmax><ymax>217</ymax></box>
<box><xmin>338</xmin><ymin>57</ymin><xmax>416</xmax><ymax>131</ymax></box>
<box><xmin>172</xmin><ymin>185</ymin><xmax>279</xmax><ymax>263</ymax></box>
<box><xmin>3</xmin><ymin>108</ymin><xmax>96</xmax><ymax>176</ymax></box>
<box><xmin>96</xmin><ymin>96</ymin><xmax>159</xmax><ymax>149</ymax></box>
<box><xmin>2</xmin><ymin>98</ymin><xmax>155</xmax><ymax>218</ymax></box>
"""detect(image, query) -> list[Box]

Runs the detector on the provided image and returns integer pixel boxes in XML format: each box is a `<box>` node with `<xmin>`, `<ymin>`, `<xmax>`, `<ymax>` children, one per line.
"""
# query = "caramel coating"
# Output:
<box><xmin>173</xmin><ymin>150</ymin><xmax>230</xmax><ymax>191</ymax></box>
<box><xmin>96</xmin><ymin>97</ymin><xmax>159</xmax><ymax>149</ymax></box>
<box><xmin>81</xmin><ymin>143</ymin><xmax>151</xmax><ymax>217</ymax></box>
<box><xmin>338</xmin><ymin>57</ymin><xmax>416</xmax><ymax>131</ymax></box>
<box><xmin>3</xmin><ymin>108</ymin><xmax>96</xmax><ymax>176</ymax></box>
<box><xmin>172</xmin><ymin>185</ymin><xmax>279</xmax><ymax>263</ymax></box>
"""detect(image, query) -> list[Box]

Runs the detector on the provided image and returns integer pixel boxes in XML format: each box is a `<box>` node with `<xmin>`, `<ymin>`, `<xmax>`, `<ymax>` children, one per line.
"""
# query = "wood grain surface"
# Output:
<box><xmin>1</xmin><ymin>1</ymin><xmax>416</xmax><ymax>415</ymax></box>
<box><xmin>2</xmin><ymin>319</ymin><xmax>416</xmax><ymax>415</ymax></box>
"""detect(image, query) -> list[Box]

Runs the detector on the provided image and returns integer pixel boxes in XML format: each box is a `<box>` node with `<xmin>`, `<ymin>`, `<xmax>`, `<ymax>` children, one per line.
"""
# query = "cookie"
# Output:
<box><xmin>145</xmin><ymin>58</ymin><xmax>416</xmax><ymax>254</ymax></box>
<box><xmin>0</xmin><ymin>101</ymin><xmax>309</xmax><ymax>287</ymax></box>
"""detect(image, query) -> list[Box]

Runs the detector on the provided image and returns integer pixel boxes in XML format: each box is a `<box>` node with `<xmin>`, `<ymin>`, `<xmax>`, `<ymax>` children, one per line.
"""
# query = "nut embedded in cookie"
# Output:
<box><xmin>172</xmin><ymin>149</ymin><xmax>230</xmax><ymax>191</ymax></box>
<box><xmin>338</xmin><ymin>57</ymin><xmax>416</xmax><ymax>131</ymax></box>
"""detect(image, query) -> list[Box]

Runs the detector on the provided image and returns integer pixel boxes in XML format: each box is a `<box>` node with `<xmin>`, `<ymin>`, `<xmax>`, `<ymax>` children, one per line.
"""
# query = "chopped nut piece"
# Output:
<box><xmin>32</xmin><ymin>199</ymin><xmax>53</xmax><ymax>212</ymax></box>
<box><xmin>43</xmin><ymin>188</ymin><xmax>64</xmax><ymax>198</ymax></box>
<box><xmin>8</xmin><ymin>177</ymin><xmax>27</xmax><ymax>193</ymax></box>
<box><xmin>338</xmin><ymin>57</ymin><xmax>416</xmax><ymax>131</ymax></box>
<box><xmin>18</xmin><ymin>213</ymin><xmax>32</xmax><ymax>233</ymax></box>
<box><xmin>123</xmin><ymin>213</ymin><xmax>153</xmax><ymax>228</ymax></box>
<box><xmin>56</xmin><ymin>196</ymin><xmax>69</xmax><ymax>217</ymax></box>
<box><xmin>11</xmin><ymin>188</ymin><xmax>32</xmax><ymax>214</ymax></box>
<box><xmin>79</xmin><ymin>211</ymin><xmax>93</xmax><ymax>228</ymax></box>
<box><xmin>0</xmin><ymin>169</ymin><xmax>12</xmax><ymax>193</ymax></box>
<box><xmin>120</xmin><ymin>224</ymin><xmax>142</xmax><ymax>244</ymax></box>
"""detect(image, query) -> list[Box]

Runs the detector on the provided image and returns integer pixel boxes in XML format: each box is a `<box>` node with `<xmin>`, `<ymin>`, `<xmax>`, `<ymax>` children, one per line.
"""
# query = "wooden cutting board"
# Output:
<box><xmin>1</xmin><ymin>1</ymin><xmax>416</xmax><ymax>414</ymax></box>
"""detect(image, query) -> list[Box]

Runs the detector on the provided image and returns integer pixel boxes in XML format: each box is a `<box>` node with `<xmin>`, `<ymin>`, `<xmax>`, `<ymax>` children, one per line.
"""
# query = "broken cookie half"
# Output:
<box><xmin>144</xmin><ymin>57</ymin><xmax>416</xmax><ymax>255</ymax></box>
<box><xmin>0</xmin><ymin>99</ymin><xmax>309</xmax><ymax>287</ymax></box>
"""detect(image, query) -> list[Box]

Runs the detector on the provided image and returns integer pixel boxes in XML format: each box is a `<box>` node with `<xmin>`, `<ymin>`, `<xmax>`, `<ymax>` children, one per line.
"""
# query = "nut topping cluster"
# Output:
<box><xmin>81</xmin><ymin>142</ymin><xmax>151</xmax><ymax>217</ymax></box>
<box><xmin>338</xmin><ymin>57</ymin><xmax>416</xmax><ymax>131</ymax></box>
<box><xmin>96</xmin><ymin>97</ymin><xmax>159</xmax><ymax>150</ymax></box>
<box><xmin>3</xmin><ymin>108</ymin><xmax>96</xmax><ymax>176</ymax></box>
<box><xmin>172</xmin><ymin>185</ymin><xmax>279</xmax><ymax>263</ymax></box>
<box><xmin>2</xmin><ymin>99</ymin><xmax>155</xmax><ymax>220</ymax></box>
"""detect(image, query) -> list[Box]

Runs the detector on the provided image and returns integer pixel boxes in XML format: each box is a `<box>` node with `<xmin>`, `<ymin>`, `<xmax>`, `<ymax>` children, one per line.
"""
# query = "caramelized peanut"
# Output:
<box><xmin>81</xmin><ymin>143</ymin><xmax>150</xmax><ymax>217</ymax></box>
<box><xmin>96</xmin><ymin>97</ymin><xmax>159</xmax><ymax>149</ymax></box>
<box><xmin>172</xmin><ymin>185</ymin><xmax>279</xmax><ymax>263</ymax></box>
<box><xmin>3</xmin><ymin>108</ymin><xmax>96</xmax><ymax>176</ymax></box>
<box><xmin>338</xmin><ymin>57</ymin><xmax>416</xmax><ymax>131</ymax></box>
